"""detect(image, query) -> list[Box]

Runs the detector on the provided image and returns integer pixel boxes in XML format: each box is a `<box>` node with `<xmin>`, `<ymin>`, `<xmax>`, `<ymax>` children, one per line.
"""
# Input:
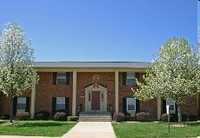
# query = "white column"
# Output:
<box><xmin>157</xmin><ymin>95</ymin><xmax>161</xmax><ymax>120</ymax></box>
<box><xmin>30</xmin><ymin>84</ymin><xmax>36</xmax><ymax>119</ymax></box>
<box><xmin>72</xmin><ymin>71</ymin><xmax>77</xmax><ymax>116</ymax></box>
<box><xmin>115</xmin><ymin>71</ymin><xmax>119</xmax><ymax>113</ymax></box>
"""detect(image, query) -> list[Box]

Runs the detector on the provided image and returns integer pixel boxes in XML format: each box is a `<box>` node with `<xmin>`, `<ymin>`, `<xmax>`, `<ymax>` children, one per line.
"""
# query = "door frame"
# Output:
<box><xmin>85</xmin><ymin>84</ymin><xmax>107</xmax><ymax>112</ymax></box>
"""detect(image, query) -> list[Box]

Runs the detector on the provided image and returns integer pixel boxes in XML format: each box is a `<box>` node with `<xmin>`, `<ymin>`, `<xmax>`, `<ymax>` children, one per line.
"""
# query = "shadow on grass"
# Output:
<box><xmin>16</xmin><ymin>122</ymin><xmax>69</xmax><ymax>127</ymax></box>
<box><xmin>185</xmin><ymin>122</ymin><xmax>200</xmax><ymax>126</ymax></box>
<box><xmin>0</xmin><ymin>121</ymin><xmax>71</xmax><ymax>127</ymax></box>
<box><xmin>0</xmin><ymin>121</ymin><xmax>7</xmax><ymax>124</ymax></box>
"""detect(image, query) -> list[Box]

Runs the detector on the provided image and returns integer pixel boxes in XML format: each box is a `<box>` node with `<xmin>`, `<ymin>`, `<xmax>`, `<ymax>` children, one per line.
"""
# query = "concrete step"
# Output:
<box><xmin>79</xmin><ymin>112</ymin><xmax>111</xmax><ymax>122</ymax></box>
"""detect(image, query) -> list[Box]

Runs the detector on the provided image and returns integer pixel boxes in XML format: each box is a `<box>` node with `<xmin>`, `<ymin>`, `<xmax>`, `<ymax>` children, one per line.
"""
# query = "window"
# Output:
<box><xmin>17</xmin><ymin>97</ymin><xmax>26</xmax><ymax>112</ymax></box>
<box><xmin>123</xmin><ymin>97</ymin><xmax>140</xmax><ymax>115</ymax></box>
<box><xmin>56</xmin><ymin>97</ymin><xmax>65</xmax><ymax>111</ymax></box>
<box><xmin>126</xmin><ymin>72</ymin><xmax>136</xmax><ymax>85</ymax></box>
<box><xmin>123</xmin><ymin>72</ymin><xmax>140</xmax><ymax>85</ymax></box>
<box><xmin>13</xmin><ymin>97</ymin><xmax>29</xmax><ymax>115</ymax></box>
<box><xmin>53</xmin><ymin>72</ymin><xmax>69</xmax><ymax>85</ymax></box>
<box><xmin>166</xmin><ymin>99</ymin><xmax>176</xmax><ymax>114</ymax></box>
<box><xmin>57</xmin><ymin>72</ymin><xmax>66</xmax><ymax>84</ymax></box>
<box><xmin>52</xmin><ymin>97</ymin><xmax>69</xmax><ymax>115</ymax></box>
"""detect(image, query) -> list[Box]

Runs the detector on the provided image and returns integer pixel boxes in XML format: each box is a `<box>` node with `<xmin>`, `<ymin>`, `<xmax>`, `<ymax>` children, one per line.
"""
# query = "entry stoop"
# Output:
<box><xmin>79</xmin><ymin>112</ymin><xmax>112</xmax><ymax>122</ymax></box>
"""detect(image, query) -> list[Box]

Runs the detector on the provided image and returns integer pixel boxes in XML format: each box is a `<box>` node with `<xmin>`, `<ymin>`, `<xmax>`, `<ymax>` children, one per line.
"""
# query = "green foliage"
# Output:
<box><xmin>0</xmin><ymin>22</ymin><xmax>39</xmax><ymax>122</ymax></box>
<box><xmin>67</xmin><ymin>116</ymin><xmax>79</xmax><ymax>121</ymax></box>
<box><xmin>54</xmin><ymin>112</ymin><xmax>67</xmax><ymax>121</ymax></box>
<box><xmin>0</xmin><ymin>22</ymin><xmax>39</xmax><ymax>96</ymax></box>
<box><xmin>134</xmin><ymin>38</ymin><xmax>200</xmax><ymax>122</ymax></box>
<box><xmin>136</xmin><ymin>112</ymin><xmax>149</xmax><ymax>121</ymax></box>
<box><xmin>113</xmin><ymin>113</ymin><xmax>125</xmax><ymax>122</ymax></box>
<box><xmin>16</xmin><ymin>112</ymin><xmax>30</xmax><ymax>120</ymax></box>
<box><xmin>35</xmin><ymin>111</ymin><xmax>50</xmax><ymax>120</ymax></box>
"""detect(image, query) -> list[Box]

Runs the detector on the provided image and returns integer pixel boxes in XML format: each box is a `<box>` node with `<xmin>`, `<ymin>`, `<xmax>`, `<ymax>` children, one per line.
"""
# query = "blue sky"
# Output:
<box><xmin>0</xmin><ymin>0</ymin><xmax>198</xmax><ymax>62</ymax></box>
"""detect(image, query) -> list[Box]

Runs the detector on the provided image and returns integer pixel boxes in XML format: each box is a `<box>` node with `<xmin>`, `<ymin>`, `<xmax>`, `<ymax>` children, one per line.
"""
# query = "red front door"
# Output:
<box><xmin>92</xmin><ymin>91</ymin><xmax>100</xmax><ymax>110</ymax></box>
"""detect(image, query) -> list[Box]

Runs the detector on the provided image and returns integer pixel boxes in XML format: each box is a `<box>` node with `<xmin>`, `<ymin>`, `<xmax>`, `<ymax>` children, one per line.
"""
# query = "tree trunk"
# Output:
<box><xmin>9</xmin><ymin>96</ymin><xmax>14</xmax><ymax>123</ymax></box>
<box><xmin>177</xmin><ymin>103</ymin><xmax>182</xmax><ymax>123</ymax></box>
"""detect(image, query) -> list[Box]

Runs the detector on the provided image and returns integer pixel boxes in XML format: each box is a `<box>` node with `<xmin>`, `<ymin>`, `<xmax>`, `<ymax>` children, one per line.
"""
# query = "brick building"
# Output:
<box><xmin>0</xmin><ymin>61</ymin><xmax>199</xmax><ymax>120</ymax></box>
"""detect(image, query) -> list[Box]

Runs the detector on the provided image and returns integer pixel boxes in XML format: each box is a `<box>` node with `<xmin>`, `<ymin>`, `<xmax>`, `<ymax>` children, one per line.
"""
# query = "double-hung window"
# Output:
<box><xmin>13</xmin><ymin>97</ymin><xmax>29</xmax><ymax>115</ymax></box>
<box><xmin>52</xmin><ymin>97</ymin><xmax>69</xmax><ymax>115</ymax></box>
<box><xmin>17</xmin><ymin>97</ymin><xmax>27</xmax><ymax>113</ymax></box>
<box><xmin>56</xmin><ymin>97</ymin><xmax>66</xmax><ymax>111</ymax></box>
<box><xmin>123</xmin><ymin>72</ymin><xmax>139</xmax><ymax>85</ymax></box>
<box><xmin>53</xmin><ymin>72</ymin><xmax>69</xmax><ymax>85</ymax></box>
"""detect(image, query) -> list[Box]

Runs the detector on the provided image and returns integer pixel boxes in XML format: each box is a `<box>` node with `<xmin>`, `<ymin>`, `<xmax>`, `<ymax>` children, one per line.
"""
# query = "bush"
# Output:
<box><xmin>125</xmin><ymin>114</ymin><xmax>136</xmax><ymax>121</ymax></box>
<box><xmin>35</xmin><ymin>111</ymin><xmax>50</xmax><ymax>120</ymax></box>
<box><xmin>113</xmin><ymin>113</ymin><xmax>125</xmax><ymax>122</ymax></box>
<box><xmin>189</xmin><ymin>115</ymin><xmax>197</xmax><ymax>121</ymax></box>
<box><xmin>16</xmin><ymin>112</ymin><xmax>30</xmax><ymax>120</ymax></box>
<box><xmin>68</xmin><ymin>116</ymin><xmax>79</xmax><ymax>121</ymax></box>
<box><xmin>136</xmin><ymin>112</ymin><xmax>149</xmax><ymax>121</ymax></box>
<box><xmin>171</xmin><ymin>114</ymin><xmax>178</xmax><ymax>122</ymax></box>
<box><xmin>161</xmin><ymin>114</ymin><xmax>169</xmax><ymax>122</ymax></box>
<box><xmin>54</xmin><ymin>112</ymin><xmax>67</xmax><ymax>121</ymax></box>
<box><xmin>1</xmin><ymin>114</ymin><xmax>10</xmax><ymax>120</ymax></box>
<box><xmin>161</xmin><ymin>114</ymin><xmax>178</xmax><ymax>122</ymax></box>
<box><xmin>182</xmin><ymin>114</ymin><xmax>188</xmax><ymax>122</ymax></box>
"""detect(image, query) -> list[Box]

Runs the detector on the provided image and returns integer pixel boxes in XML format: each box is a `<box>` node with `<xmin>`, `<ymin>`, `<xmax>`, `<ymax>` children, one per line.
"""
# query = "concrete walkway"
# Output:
<box><xmin>62</xmin><ymin>122</ymin><xmax>116</xmax><ymax>138</ymax></box>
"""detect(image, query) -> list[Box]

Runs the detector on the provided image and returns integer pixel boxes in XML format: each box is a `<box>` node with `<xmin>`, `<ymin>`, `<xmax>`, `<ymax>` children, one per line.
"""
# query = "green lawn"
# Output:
<box><xmin>0</xmin><ymin>120</ymin><xmax>76</xmax><ymax>137</ymax></box>
<box><xmin>112</xmin><ymin>121</ymin><xmax>200</xmax><ymax>138</ymax></box>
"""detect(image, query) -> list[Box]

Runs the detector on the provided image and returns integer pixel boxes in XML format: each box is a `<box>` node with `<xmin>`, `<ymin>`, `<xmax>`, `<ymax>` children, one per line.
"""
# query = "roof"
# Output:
<box><xmin>34</xmin><ymin>61</ymin><xmax>151</xmax><ymax>69</ymax></box>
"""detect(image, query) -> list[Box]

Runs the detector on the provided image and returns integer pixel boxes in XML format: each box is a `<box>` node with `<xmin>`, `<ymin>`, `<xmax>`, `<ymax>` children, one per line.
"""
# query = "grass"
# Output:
<box><xmin>112</xmin><ymin>121</ymin><xmax>200</xmax><ymax>138</ymax></box>
<box><xmin>0</xmin><ymin>120</ymin><xmax>76</xmax><ymax>137</ymax></box>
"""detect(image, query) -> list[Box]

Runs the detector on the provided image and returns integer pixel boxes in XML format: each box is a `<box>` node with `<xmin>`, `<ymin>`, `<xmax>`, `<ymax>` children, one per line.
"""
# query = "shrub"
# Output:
<box><xmin>68</xmin><ymin>116</ymin><xmax>79</xmax><ymax>121</ymax></box>
<box><xmin>54</xmin><ymin>112</ymin><xmax>67</xmax><ymax>121</ymax></box>
<box><xmin>16</xmin><ymin>112</ymin><xmax>30</xmax><ymax>120</ymax></box>
<box><xmin>113</xmin><ymin>113</ymin><xmax>125</xmax><ymax>122</ymax></box>
<box><xmin>161</xmin><ymin>114</ymin><xmax>169</xmax><ymax>122</ymax></box>
<box><xmin>1</xmin><ymin>114</ymin><xmax>10</xmax><ymax>120</ymax></box>
<box><xmin>170</xmin><ymin>114</ymin><xmax>178</xmax><ymax>122</ymax></box>
<box><xmin>136</xmin><ymin>112</ymin><xmax>149</xmax><ymax>121</ymax></box>
<box><xmin>125</xmin><ymin>114</ymin><xmax>136</xmax><ymax>121</ymax></box>
<box><xmin>182</xmin><ymin>114</ymin><xmax>188</xmax><ymax>122</ymax></box>
<box><xmin>35</xmin><ymin>111</ymin><xmax>50</xmax><ymax>120</ymax></box>
<box><xmin>189</xmin><ymin>115</ymin><xmax>197</xmax><ymax>121</ymax></box>
<box><xmin>161</xmin><ymin>113</ymin><xmax>178</xmax><ymax>122</ymax></box>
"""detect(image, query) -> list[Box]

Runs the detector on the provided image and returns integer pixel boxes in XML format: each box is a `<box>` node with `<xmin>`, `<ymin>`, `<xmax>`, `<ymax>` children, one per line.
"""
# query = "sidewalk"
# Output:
<box><xmin>62</xmin><ymin>122</ymin><xmax>116</xmax><ymax>138</ymax></box>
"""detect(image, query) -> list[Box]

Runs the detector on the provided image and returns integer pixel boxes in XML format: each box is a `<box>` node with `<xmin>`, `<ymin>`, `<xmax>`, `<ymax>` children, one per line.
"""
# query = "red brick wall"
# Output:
<box><xmin>35</xmin><ymin>72</ymin><xmax>72</xmax><ymax>116</ymax></box>
<box><xmin>0</xmin><ymin>91</ymin><xmax>31</xmax><ymax>116</ymax></box>
<box><xmin>140</xmin><ymin>99</ymin><xmax>157</xmax><ymax>120</ymax></box>
<box><xmin>118</xmin><ymin>72</ymin><xmax>157</xmax><ymax>120</ymax></box>
<box><xmin>77</xmin><ymin>72</ymin><xmax>115</xmax><ymax>112</ymax></box>
<box><xmin>0</xmin><ymin>71</ymin><xmax>199</xmax><ymax>120</ymax></box>
<box><xmin>181</xmin><ymin>97</ymin><xmax>197</xmax><ymax>116</ymax></box>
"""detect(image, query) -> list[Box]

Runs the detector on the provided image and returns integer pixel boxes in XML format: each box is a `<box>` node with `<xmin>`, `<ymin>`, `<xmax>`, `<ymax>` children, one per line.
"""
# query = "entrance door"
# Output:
<box><xmin>92</xmin><ymin>91</ymin><xmax>100</xmax><ymax>110</ymax></box>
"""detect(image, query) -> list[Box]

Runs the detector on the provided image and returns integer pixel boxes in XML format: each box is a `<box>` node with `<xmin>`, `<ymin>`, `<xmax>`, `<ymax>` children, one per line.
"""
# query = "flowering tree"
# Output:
<box><xmin>0</xmin><ymin>22</ymin><xmax>39</xmax><ymax>123</ymax></box>
<box><xmin>134</xmin><ymin>38</ymin><xmax>200</xmax><ymax>122</ymax></box>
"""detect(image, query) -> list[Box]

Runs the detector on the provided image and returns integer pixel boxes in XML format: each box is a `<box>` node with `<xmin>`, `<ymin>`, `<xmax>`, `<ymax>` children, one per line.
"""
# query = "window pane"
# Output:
<box><xmin>18</xmin><ymin>97</ymin><xmax>26</xmax><ymax>104</ymax></box>
<box><xmin>56</xmin><ymin>72</ymin><xmax>66</xmax><ymax>84</ymax></box>
<box><xmin>17</xmin><ymin>97</ymin><xmax>26</xmax><ymax>112</ymax></box>
<box><xmin>56</xmin><ymin>97</ymin><xmax>65</xmax><ymax>111</ymax></box>
<box><xmin>126</xmin><ymin>72</ymin><xmax>136</xmax><ymax>85</ymax></box>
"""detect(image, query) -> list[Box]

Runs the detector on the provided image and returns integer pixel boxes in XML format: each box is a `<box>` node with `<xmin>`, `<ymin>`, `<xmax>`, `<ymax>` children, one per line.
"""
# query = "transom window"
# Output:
<box><xmin>53</xmin><ymin>72</ymin><xmax>70</xmax><ymax>85</ymax></box>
